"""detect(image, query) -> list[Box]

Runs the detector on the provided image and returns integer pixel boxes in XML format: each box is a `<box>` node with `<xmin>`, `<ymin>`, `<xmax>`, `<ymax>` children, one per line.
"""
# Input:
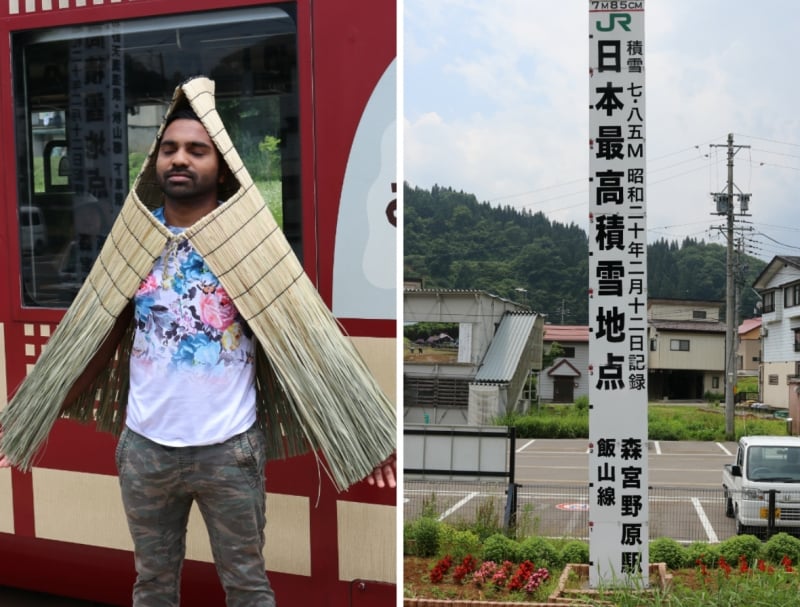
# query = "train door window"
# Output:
<box><xmin>13</xmin><ymin>6</ymin><xmax>299</xmax><ymax>308</ymax></box>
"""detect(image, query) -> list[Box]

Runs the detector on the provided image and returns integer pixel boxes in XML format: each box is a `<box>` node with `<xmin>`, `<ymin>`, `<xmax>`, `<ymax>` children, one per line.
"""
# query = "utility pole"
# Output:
<box><xmin>711</xmin><ymin>133</ymin><xmax>750</xmax><ymax>440</ymax></box>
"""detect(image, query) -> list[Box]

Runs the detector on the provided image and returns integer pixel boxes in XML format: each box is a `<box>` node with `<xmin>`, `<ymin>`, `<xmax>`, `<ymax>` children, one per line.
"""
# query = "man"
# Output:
<box><xmin>1</xmin><ymin>79</ymin><xmax>395</xmax><ymax>606</ymax></box>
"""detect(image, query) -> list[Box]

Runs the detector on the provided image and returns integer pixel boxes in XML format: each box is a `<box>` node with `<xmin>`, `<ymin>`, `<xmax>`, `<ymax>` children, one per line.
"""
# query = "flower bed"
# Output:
<box><xmin>404</xmin><ymin>558</ymin><xmax>670</xmax><ymax>606</ymax></box>
<box><xmin>404</xmin><ymin>555</ymin><xmax>556</xmax><ymax>605</ymax></box>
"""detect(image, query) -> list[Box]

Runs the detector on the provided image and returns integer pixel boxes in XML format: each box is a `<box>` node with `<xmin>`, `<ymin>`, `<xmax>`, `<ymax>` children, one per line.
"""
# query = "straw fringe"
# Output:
<box><xmin>0</xmin><ymin>76</ymin><xmax>395</xmax><ymax>491</ymax></box>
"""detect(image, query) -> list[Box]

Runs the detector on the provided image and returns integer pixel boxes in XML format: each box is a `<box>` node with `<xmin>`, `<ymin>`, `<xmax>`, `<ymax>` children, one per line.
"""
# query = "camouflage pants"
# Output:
<box><xmin>116</xmin><ymin>424</ymin><xmax>276</xmax><ymax>607</ymax></box>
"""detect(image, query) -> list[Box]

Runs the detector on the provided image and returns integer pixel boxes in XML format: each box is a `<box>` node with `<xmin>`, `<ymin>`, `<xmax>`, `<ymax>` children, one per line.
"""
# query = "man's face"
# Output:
<box><xmin>156</xmin><ymin>118</ymin><xmax>221</xmax><ymax>202</ymax></box>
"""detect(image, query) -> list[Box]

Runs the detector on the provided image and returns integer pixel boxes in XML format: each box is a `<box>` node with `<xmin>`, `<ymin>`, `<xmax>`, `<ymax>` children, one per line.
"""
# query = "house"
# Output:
<box><xmin>539</xmin><ymin>325</ymin><xmax>589</xmax><ymax>403</ymax></box>
<box><xmin>737</xmin><ymin>317</ymin><xmax>762</xmax><ymax>376</ymax></box>
<box><xmin>647</xmin><ymin>298</ymin><xmax>726</xmax><ymax>400</ymax></box>
<box><xmin>752</xmin><ymin>256</ymin><xmax>800</xmax><ymax>410</ymax></box>
<box><xmin>403</xmin><ymin>289</ymin><xmax>543</xmax><ymax>424</ymax></box>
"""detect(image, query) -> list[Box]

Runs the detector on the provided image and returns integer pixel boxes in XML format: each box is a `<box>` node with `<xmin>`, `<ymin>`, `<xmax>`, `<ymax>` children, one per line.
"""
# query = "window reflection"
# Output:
<box><xmin>14</xmin><ymin>6</ymin><xmax>299</xmax><ymax>308</ymax></box>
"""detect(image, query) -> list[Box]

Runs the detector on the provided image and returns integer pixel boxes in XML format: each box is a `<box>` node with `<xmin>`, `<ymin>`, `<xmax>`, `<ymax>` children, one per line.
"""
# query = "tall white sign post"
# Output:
<box><xmin>588</xmin><ymin>0</ymin><xmax>648</xmax><ymax>587</ymax></box>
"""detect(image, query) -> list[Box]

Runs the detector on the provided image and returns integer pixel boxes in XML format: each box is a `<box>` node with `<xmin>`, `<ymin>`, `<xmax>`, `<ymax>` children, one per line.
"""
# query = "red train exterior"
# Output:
<box><xmin>0</xmin><ymin>1</ymin><xmax>397</xmax><ymax>605</ymax></box>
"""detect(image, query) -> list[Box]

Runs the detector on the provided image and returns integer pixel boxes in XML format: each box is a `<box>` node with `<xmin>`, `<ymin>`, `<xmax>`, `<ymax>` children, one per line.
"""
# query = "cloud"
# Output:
<box><xmin>404</xmin><ymin>0</ymin><xmax>800</xmax><ymax>259</ymax></box>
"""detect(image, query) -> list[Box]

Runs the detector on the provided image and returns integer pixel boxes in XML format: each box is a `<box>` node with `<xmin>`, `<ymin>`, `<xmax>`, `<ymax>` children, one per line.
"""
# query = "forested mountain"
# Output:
<box><xmin>404</xmin><ymin>183</ymin><xmax>766</xmax><ymax>325</ymax></box>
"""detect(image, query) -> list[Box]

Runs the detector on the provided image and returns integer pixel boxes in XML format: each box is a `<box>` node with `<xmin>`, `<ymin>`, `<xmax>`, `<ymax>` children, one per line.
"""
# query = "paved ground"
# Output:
<box><xmin>404</xmin><ymin>439</ymin><xmax>742</xmax><ymax>544</ymax></box>
<box><xmin>0</xmin><ymin>587</ymin><xmax>110</xmax><ymax>606</ymax></box>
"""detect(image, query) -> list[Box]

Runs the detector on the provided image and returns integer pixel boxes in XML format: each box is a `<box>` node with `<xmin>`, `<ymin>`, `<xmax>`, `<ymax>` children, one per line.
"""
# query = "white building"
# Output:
<box><xmin>753</xmin><ymin>256</ymin><xmax>800</xmax><ymax>410</ymax></box>
<box><xmin>403</xmin><ymin>289</ymin><xmax>543</xmax><ymax>425</ymax></box>
<box><xmin>538</xmin><ymin>325</ymin><xmax>589</xmax><ymax>403</ymax></box>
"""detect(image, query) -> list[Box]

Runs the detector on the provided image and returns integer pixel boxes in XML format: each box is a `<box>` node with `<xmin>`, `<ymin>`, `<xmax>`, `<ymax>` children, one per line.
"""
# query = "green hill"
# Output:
<box><xmin>404</xmin><ymin>182</ymin><xmax>765</xmax><ymax>325</ymax></box>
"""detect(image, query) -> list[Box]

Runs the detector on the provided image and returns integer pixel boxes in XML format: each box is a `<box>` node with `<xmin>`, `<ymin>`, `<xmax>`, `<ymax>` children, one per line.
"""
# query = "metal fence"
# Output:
<box><xmin>404</xmin><ymin>480</ymin><xmax>739</xmax><ymax>544</ymax></box>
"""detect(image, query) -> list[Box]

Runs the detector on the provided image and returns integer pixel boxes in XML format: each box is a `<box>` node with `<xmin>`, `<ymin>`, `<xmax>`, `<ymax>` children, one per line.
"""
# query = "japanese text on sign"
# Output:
<box><xmin>588</xmin><ymin>0</ymin><xmax>649</xmax><ymax>587</ymax></box>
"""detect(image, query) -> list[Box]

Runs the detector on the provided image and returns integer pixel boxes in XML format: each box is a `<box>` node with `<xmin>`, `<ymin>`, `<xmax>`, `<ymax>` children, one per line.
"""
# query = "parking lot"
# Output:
<box><xmin>405</xmin><ymin>439</ymin><xmax>740</xmax><ymax>543</ymax></box>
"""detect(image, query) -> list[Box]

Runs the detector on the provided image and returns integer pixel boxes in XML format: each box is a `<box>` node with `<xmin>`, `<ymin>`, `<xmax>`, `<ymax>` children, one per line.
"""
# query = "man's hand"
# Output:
<box><xmin>366</xmin><ymin>452</ymin><xmax>396</xmax><ymax>489</ymax></box>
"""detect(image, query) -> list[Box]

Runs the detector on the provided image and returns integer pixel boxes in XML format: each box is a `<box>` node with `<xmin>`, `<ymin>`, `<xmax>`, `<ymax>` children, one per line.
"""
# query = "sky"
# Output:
<box><xmin>403</xmin><ymin>0</ymin><xmax>800</xmax><ymax>262</ymax></box>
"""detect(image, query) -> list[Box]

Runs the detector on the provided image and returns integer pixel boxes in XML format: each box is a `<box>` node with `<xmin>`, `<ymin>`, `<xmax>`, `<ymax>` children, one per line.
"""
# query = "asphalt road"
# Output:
<box><xmin>404</xmin><ymin>439</ymin><xmax>742</xmax><ymax>544</ymax></box>
<box><xmin>513</xmin><ymin>438</ymin><xmax>737</xmax><ymax>485</ymax></box>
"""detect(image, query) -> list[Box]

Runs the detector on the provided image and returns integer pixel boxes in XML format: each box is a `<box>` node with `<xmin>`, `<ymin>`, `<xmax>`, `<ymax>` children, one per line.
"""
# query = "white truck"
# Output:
<box><xmin>723</xmin><ymin>435</ymin><xmax>800</xmax><ymax>536</ymax></box>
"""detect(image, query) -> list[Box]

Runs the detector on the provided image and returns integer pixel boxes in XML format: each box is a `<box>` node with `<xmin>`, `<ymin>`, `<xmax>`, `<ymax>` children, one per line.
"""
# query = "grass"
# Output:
<box><xmin>499</xmin><ymin>403</ymin><xmax>787</xmax><ymax>442</ymax></box>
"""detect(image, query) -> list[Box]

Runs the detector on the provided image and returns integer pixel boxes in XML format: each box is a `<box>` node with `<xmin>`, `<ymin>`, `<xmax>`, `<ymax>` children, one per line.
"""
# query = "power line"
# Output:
<box><xmin>736</xmin><ymin>133</ymin><xmax>800</xmax><ymax>148</ymax></box>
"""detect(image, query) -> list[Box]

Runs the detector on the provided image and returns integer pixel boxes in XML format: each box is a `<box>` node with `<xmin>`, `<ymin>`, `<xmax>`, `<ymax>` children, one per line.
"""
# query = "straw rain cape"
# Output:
<box><xmin>0</xmin><ymin>77</ymin><xmax>396</xmax><ymax>491</ymax></box>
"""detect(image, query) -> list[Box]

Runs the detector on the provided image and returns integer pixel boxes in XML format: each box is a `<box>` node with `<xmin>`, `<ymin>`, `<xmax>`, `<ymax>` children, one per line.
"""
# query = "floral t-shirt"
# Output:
<box><xmin>126</xmin><ymin>208</ymin><xmax>257</xmax><ymax>446</ymax></box>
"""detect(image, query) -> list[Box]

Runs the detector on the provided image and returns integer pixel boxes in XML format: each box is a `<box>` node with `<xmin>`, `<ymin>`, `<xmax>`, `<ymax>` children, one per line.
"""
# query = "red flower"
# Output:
<box><xmin>718</xmin><ymin>557</ymin><xmax>732</xmax><ymax>577</ymax></box>
<box><xmin>453</xmin><ymin>555</ymin><xmax>477</xmax><ymax>584</ymax></box>
<box><xmin>738</xmin><ymin>554</ymin><xmax>749</xmax><ymax>574</ymax></box>
<box><xmin>428</xmin><ymin>554</ymin><xmax>453</xmax><ymax>583</ymax></box>
<box><xmin>491</xmin><ymin>561</ymin><xmax>514</xmax><ymax>588</ymax></box>
<box><xmin>508</xmin><ymin>560</ymin><xmax>535</xmax><ymax>591</ymax></box>
<box><xmin>782</xmin><ymin>555</ymin><xmax>793</xmax><ymax>573</ymax></box>
<box><xmin>695</xmin><ymin>558</ymin><xmax>709</xmax><ymax>577</ymax></box>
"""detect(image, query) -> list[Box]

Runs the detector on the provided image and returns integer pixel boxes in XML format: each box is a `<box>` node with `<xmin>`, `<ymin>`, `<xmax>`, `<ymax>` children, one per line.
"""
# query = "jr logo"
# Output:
<box><xmin>596</xmin><ymin>13</ymin><xmax>632</xmax><ymax>32</ymax></box>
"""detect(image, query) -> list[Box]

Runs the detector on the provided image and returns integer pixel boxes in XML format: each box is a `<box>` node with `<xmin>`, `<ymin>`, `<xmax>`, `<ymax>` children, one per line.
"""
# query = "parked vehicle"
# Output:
<box><xmin>723</xmin><ymin>435</ymin><xmax>800</xmax><ymax>536</ymax></box>
<box><xmin>18</xmin><ymin>205</ymin><xmax>47</xmax><ymax>254</ymax></box>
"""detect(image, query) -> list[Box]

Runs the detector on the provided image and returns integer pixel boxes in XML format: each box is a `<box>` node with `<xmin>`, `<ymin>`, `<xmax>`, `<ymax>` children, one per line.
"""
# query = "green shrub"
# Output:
<box><xmin>718</xmin><ymin>534</ymin><xmax>763</xmax><ymax>566</ymax></box>
<box><xmin>650</xmin><ymin>537</ymin><xmax>687</xmax><ymax>569</ymax></box>
<box><xmin>685</xmin><ymin>541</ymin><xmax>720</xmax><ymax>568</ymax></box>
<box><xmin>574</xmin><ymin>395</ymin><xmax>589</xmax><ymax>412</ymax></box>
<box><xmin>762</xmin><ymin>532</ymin><xmax>800</xmax><ymax>565</ymax></box>
<box><xmin>482</xmin><ymin>533</ymin><xmax>520</xmax><ymax>563</ymax></box>
<box><xmin>406</xmin><ymin>516</ymin><xmax>440</xmax><ymax>557</ymax></box>
<box><xmin>560</xmin><ymin>540</ymin><xmax>589</xmax><ymax>565</ymax></box>
<box><xmin>518</xmin><ymin>536</ymin><xmax>559</xmax><ymax>568</ymax></box>
<box><xmin>438</xmin><ymin>526</ymin><xmax>482</xmax><ymax>562</ymax></box>
<box><xmin>471</xmin><ymin>498</ymin><xmax>503</xmax><ymax>541</ymax></box>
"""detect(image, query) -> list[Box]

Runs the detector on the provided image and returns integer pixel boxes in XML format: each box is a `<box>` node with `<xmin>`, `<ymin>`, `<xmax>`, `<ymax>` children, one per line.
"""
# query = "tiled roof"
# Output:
<box><xmin>738</xmin><ymin>317</ymin><xmax>761</xmax><ymax>336</ymax></box>
<box><xmin>543</xmin><ymin>324</ymin><xmax>589</xmax><ymax>343</ymax></box>
<box><xmin>649</xmin><ymin>319</ymin><xmax>726</xmax><ymax>333</ymax></box>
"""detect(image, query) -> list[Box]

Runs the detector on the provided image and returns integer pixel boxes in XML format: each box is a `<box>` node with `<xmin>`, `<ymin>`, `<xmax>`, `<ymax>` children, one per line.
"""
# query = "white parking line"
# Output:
<box><xmin>654</xmin><ymin>441</ymin><xmax>662</xmax><ymax>455</ymax></box>
<box><xmin>438</xmin><ymin>491</ymin><xmax>480</xmax><ymax>521</ymax></box>
<box><xmin>517</xmin><ymin>439</ymin><xmax>536</xmax><ymax>453</ymax></box>
<box><xmin>691</xmin><ymin>496</ymin><xmax>719</xmax><ymax>543</ymax></box>
<box><xmin>716</xmin><ymin>442</ymin><xmax>733</xmax><ymax>456</ymax></box>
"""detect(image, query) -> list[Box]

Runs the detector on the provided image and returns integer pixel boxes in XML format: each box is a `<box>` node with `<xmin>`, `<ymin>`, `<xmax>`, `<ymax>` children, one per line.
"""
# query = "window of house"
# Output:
<box><xmin>562</xmin><ymin>346</ymin><xmax>576</xmax><ymax>358</ymax></box>
<box><xmin>649</xmin><ymin>338</ymin><xmax>657</xmax><ymax>351</ymax></box>
<box><xmin>670</xmin><ymin>339</ymin><xmax>690</xmax><ymax>351</ymax></box>
<box><xmin>785</xmin><ymin>284</ymin><xmax>800</xmax><ymax>308</ymax></box>
<box><xmin>794</xmin><ymin>328</ymin><xmax>800</xmax><ymax>353</ymax></box>
<box><xmin>763</xmin><ymin>291</ymin><xmax>775</xmax><ymax>313</ymax></box>
<box><xmin>769</xmin><ymin>374</ymin><xmax>779</xmax><ymax>386</ymax></box>
<box><xmin>692</xmin><ymin>310</ymin><xmax>707</xmax><ymax>319</ymax></box>
<box><xmin>712</xmin><ymin>376</ymin><xmax>720</xmax><ymax>389</ymax></box>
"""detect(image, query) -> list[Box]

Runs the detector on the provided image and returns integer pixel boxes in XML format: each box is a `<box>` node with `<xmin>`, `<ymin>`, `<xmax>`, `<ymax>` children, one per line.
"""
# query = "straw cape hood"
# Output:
<box><xmin>0</xmin><ymin>77</ymin><xmax>396</xmax><ymax>491</ymax></box>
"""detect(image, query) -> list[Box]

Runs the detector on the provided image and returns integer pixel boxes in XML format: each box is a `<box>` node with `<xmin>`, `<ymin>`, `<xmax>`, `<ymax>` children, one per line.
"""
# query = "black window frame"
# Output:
<box><xmin>669</xmin><ymin>339</ymin><xmax>690</xmax><ymax>352</ymax></box>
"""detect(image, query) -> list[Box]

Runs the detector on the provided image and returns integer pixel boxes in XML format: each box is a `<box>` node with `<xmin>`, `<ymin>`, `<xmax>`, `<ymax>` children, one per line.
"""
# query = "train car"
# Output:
<box><xmin>0</xmin><ymin>1</ymin><xmax>397</xmax><ymax>605</ymax></box>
